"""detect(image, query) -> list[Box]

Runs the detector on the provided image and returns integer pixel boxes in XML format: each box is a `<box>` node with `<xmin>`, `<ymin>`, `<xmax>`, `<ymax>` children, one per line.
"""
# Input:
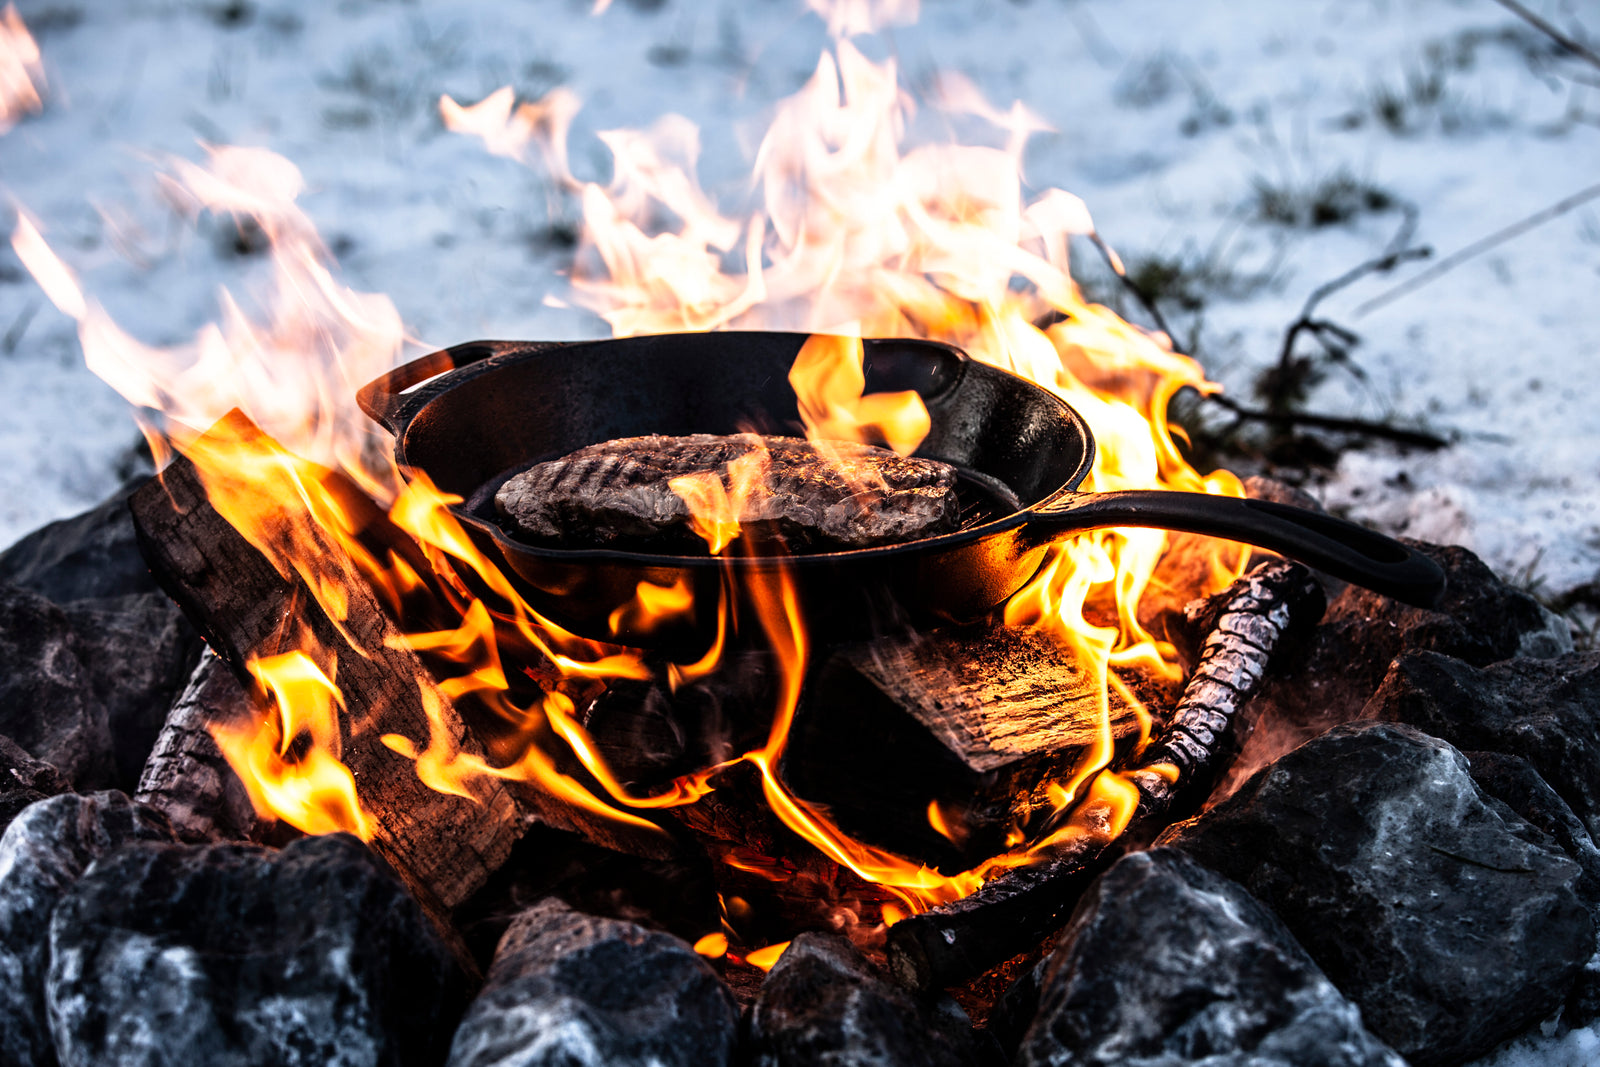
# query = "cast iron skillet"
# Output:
<box><xmin>357</xmin><ymin>332</ymin><xmax>1444</xmax><ymax>645</ymax></box>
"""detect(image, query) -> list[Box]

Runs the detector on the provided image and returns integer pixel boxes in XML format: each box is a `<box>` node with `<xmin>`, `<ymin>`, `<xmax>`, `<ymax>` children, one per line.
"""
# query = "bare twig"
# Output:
<box><xmin>1264</xmin><ymin>205</ymin><xmax>1430</xmax><ymax>412</ymax></box>
<box><xmin>1085</xmin><ymin>231</ymin><xmax>1178</xmax><ymax>342</ymax></box>
<box><xmin>1490</xmin><ymin>0</ymin><xmax>1600</xmax><ymax>73</ymax></box>
<box><xmin>1356</xmin><ymin>180</ymin><xmax>1600</xmax><ymax>316</ymax></box>
<box><xmin>1204</xmin><ymin>392</ymin><xmax>1451</xmax><ymax>450</ymax></box>
<box><xmin>1074</xmin><ymin>213</ymin><xmax>1445</xmax><ymax>452</ymax></box>
<box><xmin>2</xmin><ymin>301</ymin><xmax>38</xmax><ymax>355</ymax></box>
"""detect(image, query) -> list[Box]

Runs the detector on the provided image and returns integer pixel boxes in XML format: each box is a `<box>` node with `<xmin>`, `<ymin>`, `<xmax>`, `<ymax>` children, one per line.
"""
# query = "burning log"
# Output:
<box><xmin>784</xmin><ymin>625</ymin><xmax>1147</xmax><ymax>870</ymax></box>
<box><xmin>129</xmin><ymin>413</ymin><xmax>520</xmax><ymax>920</ymax></box>
<box><xmin>134</xmin><ymin>656</ymin><xmax>261</xmax><ymax>843</ymax></box>
<box><xmin>886</xmin><ymin>559</ymin><xmax>1325</xmax><ymax>991</ymax></box>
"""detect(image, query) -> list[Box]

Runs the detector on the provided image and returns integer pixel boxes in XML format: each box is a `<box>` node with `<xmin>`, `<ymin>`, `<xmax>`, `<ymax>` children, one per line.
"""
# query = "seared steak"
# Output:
<box><xmin>495</xmin><ymin>433</ymin><xmax>960</xmax><ymax>553</ymax></box>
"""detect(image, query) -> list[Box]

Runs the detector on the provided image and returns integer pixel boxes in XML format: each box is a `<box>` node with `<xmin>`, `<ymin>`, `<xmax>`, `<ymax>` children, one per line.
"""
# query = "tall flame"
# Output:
<box><xmin>0</xmin><ymin>3</ymin><xmax>43</xmax><ymax>133</ymax></box>
<box><xmin>13</xmin><ymin>2</ymin><xmax>1247</xmax><ymax>938</ymax></box>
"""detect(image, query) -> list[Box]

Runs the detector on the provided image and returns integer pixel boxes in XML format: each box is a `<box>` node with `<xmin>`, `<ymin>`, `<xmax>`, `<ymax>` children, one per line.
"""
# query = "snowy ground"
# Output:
<box><xmin>1</xmin><ymin>0</ymin><xmax>1597</xmax><ymax>1059</ymax></box>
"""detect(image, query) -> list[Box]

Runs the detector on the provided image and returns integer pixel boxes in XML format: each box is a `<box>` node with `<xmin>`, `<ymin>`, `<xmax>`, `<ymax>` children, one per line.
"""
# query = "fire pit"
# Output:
<box><xmin>2</xmin><ymin>1</ymin><xmax>1597</xmax><ymax>1065</ymax></box>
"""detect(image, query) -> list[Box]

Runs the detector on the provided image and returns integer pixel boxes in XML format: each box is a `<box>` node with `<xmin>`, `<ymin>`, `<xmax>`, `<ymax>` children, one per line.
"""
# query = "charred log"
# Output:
<box><xmin>129</xmin><ymin>413</ymin><xmax>520</xmax><ymax>926</ymax></box>
<box><xmin>886</xmin><ymin>559</ymin><xmax>1325</xmax><ymax>991</ymax></box>
<box><xmin>665</xmin><ymin>761</ymin><xmax>905</xmax><ymax>953</ymax></box>
<box><xmin>134</xmin><ymin>656</ymin><xmax>261</xmax><ymax>844</ymax></box>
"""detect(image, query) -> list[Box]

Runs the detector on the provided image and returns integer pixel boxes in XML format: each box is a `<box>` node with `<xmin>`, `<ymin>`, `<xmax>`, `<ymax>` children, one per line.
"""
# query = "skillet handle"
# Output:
<box><xmin>1023</xmin><ymin>490</ymin><xmax>1446</xmax><ymax>608</ymax></box>
<box><xmin>357</xmin><ymin>340</ymin><xmax>569</xmax><ymax>434</ymax></box>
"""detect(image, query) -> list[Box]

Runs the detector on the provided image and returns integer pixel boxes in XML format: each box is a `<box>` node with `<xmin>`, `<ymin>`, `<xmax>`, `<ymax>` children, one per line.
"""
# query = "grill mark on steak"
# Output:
<box><xmin>495</xmin><ymin>433</ymin><xmax>960</xmax><ymax>554</ymax></box>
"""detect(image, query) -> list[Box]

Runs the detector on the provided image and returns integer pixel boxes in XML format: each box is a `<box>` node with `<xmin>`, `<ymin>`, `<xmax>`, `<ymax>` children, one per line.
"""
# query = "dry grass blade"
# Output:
<box><xmin>1356</xmin><ymin>180</ymin><xmax>1600</xmax><ymax>317</ymax></box>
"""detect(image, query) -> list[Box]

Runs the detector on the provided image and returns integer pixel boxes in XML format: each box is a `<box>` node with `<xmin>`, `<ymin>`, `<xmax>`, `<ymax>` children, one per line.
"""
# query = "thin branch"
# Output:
<box><xmin>1272</xmin><ymin>208</ymin><xmax>1429</xmax><ymax>401</ymax></box>
<box><xmin>1204</xmin><ymin>392</ymin><xmax>1451</xmax><ymax>450</ymax></box>
<box><xmin>1078</xmin><ymin>213</ymin><xmax>1446</xmax><ymax>452</ymax></box>
<box><xmin>2</xmin><ymin>300</ymin><xmax>38</xmax><ymax>355</ymax></box>
<box><xmin>1491</xmin><ymin>0</ymin><xmax>1600</xmax><ymax>73</ymax></box>
<box><xmin>1356</xmin><ymin>180</ymin><xmax>1600</xmax><ymax>317</ymax></box>
<box><xmin>1086</xmin><ymin>231</ymin><xmax>1177</xmax><ymax>342</ymax></box>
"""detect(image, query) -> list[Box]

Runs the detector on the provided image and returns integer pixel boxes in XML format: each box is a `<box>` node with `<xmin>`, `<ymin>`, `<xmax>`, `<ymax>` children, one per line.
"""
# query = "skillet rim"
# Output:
<box><xmin>386</xmin><ymin>332</ymin><xmax>1100</xmax><ymax>570</ymax></box>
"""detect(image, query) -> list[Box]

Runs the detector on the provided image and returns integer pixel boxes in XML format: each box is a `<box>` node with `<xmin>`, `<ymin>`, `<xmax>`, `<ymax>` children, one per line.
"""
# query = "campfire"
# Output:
<box><xmin>1</xmin><ymin>3</ymin><xmax>1596</xmax><ymax>1066</ymax></box>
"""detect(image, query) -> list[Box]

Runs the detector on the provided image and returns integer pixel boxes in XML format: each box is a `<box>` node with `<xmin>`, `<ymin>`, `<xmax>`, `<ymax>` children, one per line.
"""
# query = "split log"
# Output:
<box><xmin>135</xmin><ymin>655</ymin><xmax>260</xmax><ymax>843</ymax></box>
<box><xmin>886</xmin><ymin>559</ymin><xmax>1325</xmax><ymax>991</ymax></box>
<box><xmin>782</xmin><ymin>624</ymin><xmax>1148</xmax><ymax>871</ymax></box>
<box><xmin>130</xmin><ymin>412</ymin><xmax>520</xmax><ymax>924</ymax></box>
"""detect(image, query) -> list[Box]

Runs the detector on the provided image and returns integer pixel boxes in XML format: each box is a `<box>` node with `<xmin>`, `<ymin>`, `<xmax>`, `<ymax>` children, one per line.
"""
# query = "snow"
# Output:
<box><xmin>0</xmin><ymin>0</ymin><xmax>1597</xmax><ymax>1058</ymax></box>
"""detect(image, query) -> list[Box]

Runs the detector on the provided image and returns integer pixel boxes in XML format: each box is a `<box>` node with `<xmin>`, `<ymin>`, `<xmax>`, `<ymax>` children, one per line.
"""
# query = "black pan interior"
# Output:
<box><xmin>396</xmin><ymin>332</ymin><xmax>1092</xmax><ymax>555</ymax></box>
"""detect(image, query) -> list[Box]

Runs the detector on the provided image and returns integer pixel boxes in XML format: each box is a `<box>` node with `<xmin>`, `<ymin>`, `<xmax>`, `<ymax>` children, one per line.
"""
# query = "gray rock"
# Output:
<box><xmin>1364</xmin><ymin>651</ymin><xmax>1600</xmax><ymax>844</ymax></box>
<box><xmin>0</xmin><ymin>732</ymin><xmax>71</xmax><ymax>835</ymax></box>
<box><xmin>46</xmin><ymin>832</ymin><xmax>465</xmax><ymax>1067</ymax></box>
<box><xmin>64</xmin><ymin>592</ymin><xmax>200</xmax><ymax>791</ymax></box>
<box><xmin>0</xmin><ymin>786</ymin><xmax>49</xmax><ymax>832</ymax></box>
<box><xmin>1463</xmin><ymin>749</ymin><xmax>1600</xmax><ymax>1026</ymax></box>
<box><xmin>0</xmin><ymin>583</ymin><xmax>114</xmax><ymax>788</ymax></box>
<box><xmin>0</xmin><ymin>477</ymin><xmax>157</xmax><ymax>603</ymax></box>
<box><xmin>982</xmin><ymin>955</ymin><xmax>1051</xmax><ymax>1059</ymax></box>
<box><xmin>0</xmin><ymin>579</ymin><xmax>199</xmax><ymax>794</ymax></box>
<box><xmin>0</xmin><ymin>732</ymin><xmax>71</xmax><ymax>796</ymax></box>
<box><xmin>1462</xmin><ymin>749</ymin><xmax>1600</xmax><ymax>904</ymax></box>
<box><xmin>446</xmin><ymin>897</ymin><xmax>738</xmax><ymax>1067</ymax></box>
<box><xmin>1160</xmin><ymin>721</ymin><xmax>1593</xmax><ymax>1066</ymax></box>
<box><xmin>748</xmin><ymin>931</ymin><xmax>994</xmax><ymax>1067</ymax></box>
<box><xmin>1214</xmin><ymin>541</ymin><xmax>1571</xmax><ymax>802</ymax></box>
<box><xmin>0</xmin><ymin>791</ymin><xmax>174</xmax><ymax>1067</ymax></box>
<box><xmin>1017</xmin><ymin>848</ymin><xmax>1405</xmax><ymax>1067</ymax></box>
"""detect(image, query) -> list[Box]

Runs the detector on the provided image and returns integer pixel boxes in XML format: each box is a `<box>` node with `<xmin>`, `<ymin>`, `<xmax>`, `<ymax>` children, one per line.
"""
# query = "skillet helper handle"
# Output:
<box><xmin>1026</xmin><ymin>490</ymin><xmax>1446</xmax><ymax>608</ymax></box>
<box><xmin>357</xmin><ymin>340</ymin><xmax>563</xmax><ymax>433</ymax></box>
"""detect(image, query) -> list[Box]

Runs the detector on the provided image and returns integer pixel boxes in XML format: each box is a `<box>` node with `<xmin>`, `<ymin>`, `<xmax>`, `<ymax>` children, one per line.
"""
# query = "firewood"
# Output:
<box><xmin>886</xmin><ymin>559</ymin><xmax>1325</xmax><ymax>991</ymax></box>
<box><xmin>129</xmin><ymin>412</ymin><xmax>522</xmax><ymax>922</ymax></box>
<box><xmin>135</xmin><ymin>656</ymin><xmax>260</xmax><ymax>843</ymax></box>
<box><xmin>663</xmin><ymin>762</ymin><xmax>904</xmax><ymax>950</ymax></box>
<box><xmin>783</xmin><ymin>624</ymin><xmax>1145</xmax><ymax>871</ymax></box>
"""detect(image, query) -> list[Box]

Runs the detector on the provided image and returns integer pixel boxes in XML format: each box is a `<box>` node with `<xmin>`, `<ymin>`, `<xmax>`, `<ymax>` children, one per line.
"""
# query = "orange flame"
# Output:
<box><xmin>213</xmin><ymin>651</ymin><xmax>371</xmax><ymax>839</ymax></box>
<box><xmin>743</xmin><ymin>940</ymin><xmax>792</xmax><ymax>972</ymax></box>
<box><xmin>693</xmin><ymin>932</ymin><xmax>729</xmax><ymax>958</ymax></box>
<box><xmin>667</xmin><ymin>445</ymin><xmax>771</xmax><ymax>556</ymax></box>
<box><xmin>0</xmin><ymin>4</ymin><xmax>43</xmax><ymax>133</ymax></box>
<box><xmin>433</xmin><ymin>24</ymin><xmax>1246</xmax><ymax>913</ymax></box>
<box><xmin>789</xmin><ymin>333</ymin><xmax>930</xmax><ymax>456</ymax></box>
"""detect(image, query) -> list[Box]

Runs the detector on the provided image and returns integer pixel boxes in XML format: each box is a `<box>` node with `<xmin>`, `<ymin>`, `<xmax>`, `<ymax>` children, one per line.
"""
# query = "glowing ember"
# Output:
<box><xmin>743</xmin><ymin>940</ymin><xmax>793</xmax><ymax>972</ymax></box>
<box><xmin>693</xmin><ymin>932</ymin><xmax>730</xmax><ymax>959</ymax></box>
<box><xmin>11</xmin><ymin>0</ymin><xmax>1249</xmax><ymax>946</ymax></box>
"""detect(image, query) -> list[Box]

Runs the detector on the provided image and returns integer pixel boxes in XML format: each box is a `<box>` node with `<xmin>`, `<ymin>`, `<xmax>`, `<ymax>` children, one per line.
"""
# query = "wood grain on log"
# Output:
<box><xmin>887</xmin><ymin>559</ymin><xmax>1325</xmax><ymax>991</ymax></box>
<box><xmin>784</xmin><ymin>624</ymin><xmax>1143</xmax><ymax>871</ymax></box>
<box><xmin>135</xmin><ymin>656</ymin><xmax>260</xmax><ymax>843</ymax></box>
<box><xmin>130</xmin><ymin>413</ymin><xmax>519</xmax><ymax>918</ymax></box>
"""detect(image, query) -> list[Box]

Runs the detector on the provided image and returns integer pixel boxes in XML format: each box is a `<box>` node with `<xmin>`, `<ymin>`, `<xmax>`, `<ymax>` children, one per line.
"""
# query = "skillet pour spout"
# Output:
<box><xmin>357</xmin><ymin>333</ymin><xmax>1445</xmax><ymax>646</ymax></box>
